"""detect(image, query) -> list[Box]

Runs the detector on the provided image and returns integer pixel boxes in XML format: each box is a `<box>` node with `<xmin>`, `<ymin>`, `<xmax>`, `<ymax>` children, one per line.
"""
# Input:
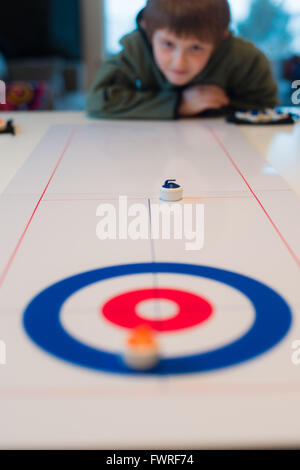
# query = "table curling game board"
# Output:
<box><xmin>0</xmin><ymin>120</ymin><xmax>300</xmax><ymax>449</ymax></box>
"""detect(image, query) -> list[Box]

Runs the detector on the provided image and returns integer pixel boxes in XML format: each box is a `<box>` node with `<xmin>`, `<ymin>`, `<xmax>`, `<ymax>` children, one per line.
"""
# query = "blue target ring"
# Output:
<box><xmin>23</xmin><ymin>263</ymin><xmax>292</xmax><ymax>375</ymax></box>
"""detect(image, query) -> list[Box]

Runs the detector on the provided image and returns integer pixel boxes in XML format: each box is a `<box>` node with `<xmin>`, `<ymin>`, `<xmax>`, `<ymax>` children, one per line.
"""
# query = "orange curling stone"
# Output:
<box><xmin>123</xmin><ymin>325</ymin><xmax>160</xmax><ymax>371</ymax></box>
<box><xmin>0</xmin><ymin>119</ymin><xmax>6</xmax><ymax>131</ymax></box>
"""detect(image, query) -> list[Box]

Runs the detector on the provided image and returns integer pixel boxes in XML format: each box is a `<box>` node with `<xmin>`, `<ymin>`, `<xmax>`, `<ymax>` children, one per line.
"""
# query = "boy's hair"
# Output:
<box><xmin>143</xmin><ymin>0</ymin><xmax>231</xmax><ymax>46</ymax></box>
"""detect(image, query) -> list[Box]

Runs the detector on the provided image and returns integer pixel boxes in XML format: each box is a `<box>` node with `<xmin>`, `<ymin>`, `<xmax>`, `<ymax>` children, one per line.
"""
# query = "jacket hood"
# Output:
<box><xmin>136</xmin><ymin>8</ymin><xmax>146</xmax><ymax>30</ymax></box>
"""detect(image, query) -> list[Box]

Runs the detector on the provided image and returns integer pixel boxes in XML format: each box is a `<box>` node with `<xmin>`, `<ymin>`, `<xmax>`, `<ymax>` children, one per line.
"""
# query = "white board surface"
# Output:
<box><xmin>0</xmin><ymin>120</ymin><xmax>300</xmax><ymax>449</ymax></box>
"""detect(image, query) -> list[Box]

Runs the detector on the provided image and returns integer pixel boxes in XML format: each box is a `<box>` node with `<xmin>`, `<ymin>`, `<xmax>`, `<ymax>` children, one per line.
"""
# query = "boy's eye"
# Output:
<box><xmin>162</xmin><ymin>41</ymin><xmax>174</xmax><ymax>48</ymax></box>
<box><xmin>191</xmin><ymin>45</ymin><xmax>204</xmax><ymax>52</ymax></box>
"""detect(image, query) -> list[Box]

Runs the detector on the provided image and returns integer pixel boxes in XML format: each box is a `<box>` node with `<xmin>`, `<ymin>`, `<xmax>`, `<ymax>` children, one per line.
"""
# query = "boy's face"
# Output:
<box><xmin>152</xmin><ymin>29</ymin><xmax>215</xmax><ymax>86</ymax></box>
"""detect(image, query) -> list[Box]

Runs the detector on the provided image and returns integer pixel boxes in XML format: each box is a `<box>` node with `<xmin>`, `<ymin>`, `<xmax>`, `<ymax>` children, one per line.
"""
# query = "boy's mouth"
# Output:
<box><xmin>171</xmin><ymin>70</ymin><xmax>188</xmax><ymax>75</ymax></box>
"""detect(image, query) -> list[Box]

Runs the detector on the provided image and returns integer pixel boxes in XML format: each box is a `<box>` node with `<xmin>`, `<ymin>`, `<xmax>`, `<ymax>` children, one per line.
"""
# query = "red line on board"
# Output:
<box><xmin>43</xmin><ymin>196</ymin><xmax>251</xmax><ymax>202</ymax></box>
<box><xmin>0</xmin><ymin>381</ymin><xmax>300</xmax><ymax>398</ymax></box>
<box><xmin>43</xmin><ymin>197</ymin><xmax>149</xmax><ymax>202</ymax></box>
<box><xmin>208</xmin><ymin>126</ymin><xmax>300</xmax><ymax>269</ymax></box>
<box><xmin>0</xmin><ymin>129</ymin><xmax>77</xmax><ymax>288</ymax></box>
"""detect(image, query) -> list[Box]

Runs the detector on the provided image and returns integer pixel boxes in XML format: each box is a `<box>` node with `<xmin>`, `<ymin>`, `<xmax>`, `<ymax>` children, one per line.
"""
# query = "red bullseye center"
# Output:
<box><xmin>101</xmin><ymin>288</ymin><xmax>213</xmax><ymax>332</ymax></box>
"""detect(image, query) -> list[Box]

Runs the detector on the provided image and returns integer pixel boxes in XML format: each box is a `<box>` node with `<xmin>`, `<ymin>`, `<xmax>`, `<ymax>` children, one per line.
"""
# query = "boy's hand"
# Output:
<box><xmin>178</xmin><ymin>84</ymin><xmax>230</xmax><ymax>116</ymax></box>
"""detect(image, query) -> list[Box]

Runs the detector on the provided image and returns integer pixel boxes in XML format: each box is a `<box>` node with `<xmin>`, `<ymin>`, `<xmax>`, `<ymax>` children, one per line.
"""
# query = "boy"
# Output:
<box><xmin>86</xmin><ymin>0</ymin><xmax>279</xmax><ymax>120</ymax></box>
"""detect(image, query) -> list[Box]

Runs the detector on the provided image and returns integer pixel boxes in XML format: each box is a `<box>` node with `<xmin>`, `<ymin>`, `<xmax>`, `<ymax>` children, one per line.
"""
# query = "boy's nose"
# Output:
<box><xmin>173</xmin><ymin>50</ymin><xmax>186</xmax><ymax>68</ymax></box>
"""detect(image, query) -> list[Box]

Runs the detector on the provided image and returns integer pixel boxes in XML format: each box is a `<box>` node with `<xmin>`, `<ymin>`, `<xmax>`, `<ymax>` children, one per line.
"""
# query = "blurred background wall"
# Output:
<box><xmin>0</xmin><ymin>0</ymin><xmax>299</xmax><ymax>111</ymax></box>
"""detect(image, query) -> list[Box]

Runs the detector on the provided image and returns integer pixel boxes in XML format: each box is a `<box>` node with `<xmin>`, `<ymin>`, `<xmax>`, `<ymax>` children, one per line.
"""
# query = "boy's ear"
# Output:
<box><xmin>141</xmin><ymin>19</ymin><xmax>147</xmax><ymax>29</ymax></box>
<box><xmin>224</xmin><ymin>30</ymin><xmax>230</xmax><ymax>39</ymax></box>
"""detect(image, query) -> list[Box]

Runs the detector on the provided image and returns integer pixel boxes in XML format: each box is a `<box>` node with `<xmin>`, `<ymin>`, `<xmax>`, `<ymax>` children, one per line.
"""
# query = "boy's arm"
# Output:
<box><xmin>228</xmin><ymin>49</ymin><xmax>280</xmax><ymax>110</ymax></box>
<box><xmin>86</xmin><ymin>57</ymin><xmax>180</xmax><ymax>120</ymax></box>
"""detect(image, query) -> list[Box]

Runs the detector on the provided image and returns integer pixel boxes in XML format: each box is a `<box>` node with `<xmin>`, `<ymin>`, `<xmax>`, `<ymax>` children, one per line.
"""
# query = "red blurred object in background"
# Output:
<box><xmin>0</xmin><ymin>81</ymin><xmax>48</xmax><ymax>111</ymax></box>
<box><xmin>283</xmin><ymin>55</ymin><xmax>300</xmax><ymax>81</ymax></box>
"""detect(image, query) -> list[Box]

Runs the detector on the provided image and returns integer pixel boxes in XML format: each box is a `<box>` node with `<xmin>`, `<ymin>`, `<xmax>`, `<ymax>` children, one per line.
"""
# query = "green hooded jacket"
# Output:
<box><xmin>86</xmin><ymin>9</ymin><xmax>279</xmax><ymax>120</ymax></box>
